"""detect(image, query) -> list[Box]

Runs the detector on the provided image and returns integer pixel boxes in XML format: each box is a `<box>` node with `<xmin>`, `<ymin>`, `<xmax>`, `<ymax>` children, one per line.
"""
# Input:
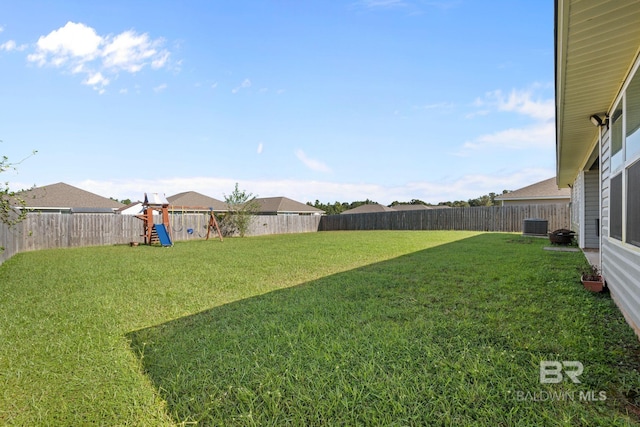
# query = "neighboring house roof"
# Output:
<box><xmin>391</xmin><ymin>204</ymin><xmax>432</xmax><ymax>211</ymax></box>
<box><xmin>341</xmin><ymin>204</ymin><xmax>395</xmax><ymax>214</ymax></box>
<box><xmin>494</xmin><ymin>178</ymin><xmax>570</xmax><ymax>202</ymax></box>
<box><xmin>555</xmin><ymin>0</ymin><xmax>640</xmax><ymax>186</ymax></box>
<box><xmin>167</xmin><ymin>191</ymin><xmax>228</xmax><ymax>212</ymax></box>
<box><xmin>117</xmin><ymin>201</ymin><xmax>147</xmax><ymax>215</ymax></box>
<box><xmin>255</xmin><ymin>197</ymin><xmax>324</xmax><ymax>215</ymax></box>
<box><xmin>17</xmin><ymin>182</ymin><xmax>124</xmax><ymax>211</ymax></box>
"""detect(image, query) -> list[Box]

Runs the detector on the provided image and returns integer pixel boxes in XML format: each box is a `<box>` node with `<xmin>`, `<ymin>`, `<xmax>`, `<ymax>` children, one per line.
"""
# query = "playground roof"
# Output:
<box><xmin>144</xmin><ymin>193</ymin><xmax>169</xmax><ymax>206</ymax></box>
<box><xmin>16</xmin><ymin>182</ymin><xmax>124</xmax><ymax>212</ymax></box>
<box><xmin>167</xmin><ymin>191</ymin><xmax>228</xmax><ymax>212</ymax></box>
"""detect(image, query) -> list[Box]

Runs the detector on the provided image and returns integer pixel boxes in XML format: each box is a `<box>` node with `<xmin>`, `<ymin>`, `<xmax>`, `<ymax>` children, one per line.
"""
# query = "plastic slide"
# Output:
<box><xmin>153</xmin><ymin>224</ymin><xmax>173</xmax><ymax>247</ymax></box>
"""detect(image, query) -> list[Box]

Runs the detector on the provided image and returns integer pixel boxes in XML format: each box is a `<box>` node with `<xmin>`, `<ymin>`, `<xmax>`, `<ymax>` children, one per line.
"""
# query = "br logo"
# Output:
<box><xmin>539</xmin><ymin>361</ymin><xmax>584</xmax><ymax>384</ymax></box>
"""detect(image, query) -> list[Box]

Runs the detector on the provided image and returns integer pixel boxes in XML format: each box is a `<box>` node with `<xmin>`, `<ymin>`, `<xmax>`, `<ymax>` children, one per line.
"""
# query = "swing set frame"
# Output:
<box><xmin>169</xmin><ymin>205</ymin><xmax>224</xmax><ymax>242</ymax></box>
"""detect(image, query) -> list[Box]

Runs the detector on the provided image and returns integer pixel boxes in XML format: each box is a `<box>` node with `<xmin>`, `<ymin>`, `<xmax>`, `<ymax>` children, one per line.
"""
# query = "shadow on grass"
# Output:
<box><xmin>127</xmin><ymin>233</ymin><xmax>640</xmax><ymax>426</ymax></box>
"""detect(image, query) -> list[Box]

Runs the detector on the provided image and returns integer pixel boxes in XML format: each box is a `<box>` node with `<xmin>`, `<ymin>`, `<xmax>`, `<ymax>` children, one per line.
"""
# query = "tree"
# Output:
<box><xmin>222</xmin><ymin>183</ymin><xmax>260</xmax><ymax>237</ymax></box>
<box><xmin>1</xmin><ymin>150</ymin><xmax>37</xmax><ymax>227</ymax></box>
<box><xmin>110</xmin><ymin>197</ymin><xmax>132</xmax><ymax>205</ymax></box>
<box><xmin>390</xmin><ymin>199</ymin><xmax>430</xmax><ymax>207</ymax></box>
<box><xmin>438</xmin><ymin>200</ymin><xmax>470</xmax><ymax>207</ymax></box>
<box><xmin>307</xmin><ymin>200</ymin><xmax>348</xmax><ymax>215</ymax></box>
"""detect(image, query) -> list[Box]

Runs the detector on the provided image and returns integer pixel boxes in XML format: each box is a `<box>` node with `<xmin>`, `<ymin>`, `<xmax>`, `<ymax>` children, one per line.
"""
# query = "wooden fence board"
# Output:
<box><xmin>318</xmin><ymin>204</ymin><xmax>571</xmax><ymax>233</ymax></box>
<box><xmin>0</xmin><ymin>205</ymin><xmax>570</xmax><ymax>267</ymax></box>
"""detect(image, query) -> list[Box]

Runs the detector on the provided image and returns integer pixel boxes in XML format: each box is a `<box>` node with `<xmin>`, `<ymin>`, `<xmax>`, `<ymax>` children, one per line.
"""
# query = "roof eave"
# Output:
<box><xmin>556</xmin><ymin>0</ymin><xmax>640</xmax><ymax>187</ymax></box>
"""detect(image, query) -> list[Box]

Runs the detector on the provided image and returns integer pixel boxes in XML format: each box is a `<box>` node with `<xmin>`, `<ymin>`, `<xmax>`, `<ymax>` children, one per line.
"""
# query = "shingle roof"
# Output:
<box><xmin>255</xmin><ymin>197</ymin><xmax>324</xmax><ymax>214</ymax></box>
<box><xmin>18</xmin><ymin>182</ymin><xmax>124</xmax><ymax>210</ymax></box>
<box><xmin>167</xmin><ymin>191</ymin><xmax>228</xmax><ymax>211</ymax></box>
<box><xmin>341</xmin><ymin>203</ymin><xmax>396</xmax><ymax>214</ymax></box>
<box><xmin>494</xmin><ymin>178</ymin><xmax>571</xmax><ymax>201</ymax></box>
<box><xmin>391</xmin><ymin>204</ymin><xmax>432</xmax><ymax>211</ymax></box>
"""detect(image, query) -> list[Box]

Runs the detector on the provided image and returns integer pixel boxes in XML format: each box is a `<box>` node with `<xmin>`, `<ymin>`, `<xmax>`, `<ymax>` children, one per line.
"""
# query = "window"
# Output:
<box><xmin>611</xmin><ymin>173</ymin><xmax>623</xmax><ymax>240</ymax></box>
<box><xmin>611</xmin><ymin>102</ymin><xmax>624</xmax><ymax>171</ymax></box>
<box><xmin>627</xmin><ymin>160</ymin><xmax>640</xmax><ymax>247</ymax></box>
<box><xmin>609</xmin><ymin>61</ymin><xmax>640</xmax><ymax>246</ymax></box>
<box><xmin>626</xmin><ymin>71</ymin><xmax>640</xmax><ymax>162</ymax></box>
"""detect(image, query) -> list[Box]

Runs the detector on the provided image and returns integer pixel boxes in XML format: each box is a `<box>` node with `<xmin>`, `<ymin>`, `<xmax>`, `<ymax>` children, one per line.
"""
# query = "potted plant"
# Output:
<box><xmin>580</xmin><ymin>264</ymin><xmax>604</xmax><ymax>292</ymax></box>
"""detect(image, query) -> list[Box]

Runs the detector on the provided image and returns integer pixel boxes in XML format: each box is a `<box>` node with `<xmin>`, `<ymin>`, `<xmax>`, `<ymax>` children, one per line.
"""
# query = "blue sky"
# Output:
<box><xmin>1</xmin><ymin>0</ymin><xmax>555</xmax><ymax>205</ymax></box>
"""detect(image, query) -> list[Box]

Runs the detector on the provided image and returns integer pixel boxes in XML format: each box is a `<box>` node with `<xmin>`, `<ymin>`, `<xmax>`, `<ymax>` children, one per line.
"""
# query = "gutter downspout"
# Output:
<box><xmin>598</xmin><ymin>122</ymin><xmax>603</xmax><ymax>272</ymax></box>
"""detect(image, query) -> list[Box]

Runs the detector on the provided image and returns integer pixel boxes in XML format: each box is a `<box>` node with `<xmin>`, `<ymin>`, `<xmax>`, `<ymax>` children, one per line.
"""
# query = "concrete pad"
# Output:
<box><xmin>543</xmin><ymin>246</ymin><xmax>580</xmax><ymax>252</ymax></box>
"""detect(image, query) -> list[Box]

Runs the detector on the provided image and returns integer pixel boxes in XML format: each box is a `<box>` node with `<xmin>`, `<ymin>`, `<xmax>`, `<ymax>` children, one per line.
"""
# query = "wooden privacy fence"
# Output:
<box><xmin>0</xmin><ymin>213</ymin><xmax>322</xmax><ymax>266</ymax></box>
<box><xmin>0</xmin><ymin>214</ymin><xmax>141</xmax><ymax>265</ymax></box>
<box><xmin>168</xmin><ymin>213</ymin><xmax>322</xmax><ymax>240</ymax></box>
<box><xmin>1</xmin><ymin>204</ymin><xmax>569</xmax><ymax>266</ymax></box>
<box><xmin>319</xmin><ymin>204</ymin><xmax>571</xmax><ymax>233</ymax></box>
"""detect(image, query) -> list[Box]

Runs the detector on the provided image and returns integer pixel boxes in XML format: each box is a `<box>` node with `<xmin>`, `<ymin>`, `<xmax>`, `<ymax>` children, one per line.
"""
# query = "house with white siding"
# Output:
<box><xmin>555</xmin><ymin>0</ymin><xmax>640</xmax><ymax>337</ymax></box>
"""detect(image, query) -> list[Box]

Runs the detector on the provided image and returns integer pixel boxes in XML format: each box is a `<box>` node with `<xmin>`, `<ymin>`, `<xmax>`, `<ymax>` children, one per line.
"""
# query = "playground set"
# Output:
<box><xmin>135</xmin><ymin>193</ymin><xmax>222</xmax><ymax>246</ymax></box>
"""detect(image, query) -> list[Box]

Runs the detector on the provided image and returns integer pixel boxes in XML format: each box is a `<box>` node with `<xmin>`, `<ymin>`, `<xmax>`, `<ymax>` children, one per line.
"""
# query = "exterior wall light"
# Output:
<box><xmin>590</xmin><ymin>114</ymin><xmax>607</xmax><ymax>127</ymax></box>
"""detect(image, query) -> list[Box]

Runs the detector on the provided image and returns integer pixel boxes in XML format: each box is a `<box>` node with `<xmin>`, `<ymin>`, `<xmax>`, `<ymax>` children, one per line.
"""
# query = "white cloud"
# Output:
<box><xmin>423</xmin><ymin>1</ymin><xmax>461</xmax><ymax>10</ymax></box>
<box><xmin>401</xmin><ymin>169</ymin><xmax>553</xmax><ymax>202</ymax></box>
<box><xmin>232</xmin><ymin>78</ymin><xmax>251</xmax><ymax>94</ymax></box>
<box><xmin>28</xmin><ymin>22</ymin><xmax>102</xmax><ymax>66</ymax></box>
<box><xmin>102</xmin><ymin>30</ymin><xmax>167</xmax><ymax>73</ymax></box>
<box><xmin>464</xmin><ymin>109</ymin><xmax>490</xmax><ymax>119</ymax></box>
<box><xmin>83</xmin><ymin>72</ymin><xmax>109</xmax><ymax>94</ymax></box>
<box><xmin>84</xmin><ymin>72</ymin><xmax>109</xmax><ymax>86</ymax></box>
<box><xmin>358</xmin><ymin>0</ymin><xmax>408</xmax><ymax>9</ymax></box>
<box><xmin>460</xmin><ymin>121</ymin><xmax>555</xmax><ymax>153</ymax></box>
<box><xmin>354</xmin><ymin>0</ymin><xmax>458</xmax><ymax>13</ymax></box>
<box><xmin>151</xmin><ymin>50</ymin><xmax>170</xmax><ymax>69</ymax></box>
<box><xmin>295</xmin><ymin>149</ymin><xmax>332</xmax><ymax>173</ymax></box>
<box><xmin>458</xmin><ymin>86</ymin><xmax>555</xmax><ymax>155</ymax></box>
<box><xmin>1</xmin><ymin>40</ymin><xmax>15</xmax><ymax>51</ymax></box>
<box><xmin>26</xmin><ymin>21</ymin><xmax>171</xmax><ymax>93</ymax></box>
<box><xmin>0</xmin><ymin>40</ymin><xmax>27</xmax><ymax>52</ymax></box>
<box><xmin>257</xmin><ymin>142</ymin><xmax>264</xmax><ymax>154</ymax></box>
<box><xmin>415</xmin><ymin>102</ymin><xmax>455</xmax><ymax>111</ymax></box>
<box><xmin>153</xmin><ymin>83</ymin><xmax>167</xmax><ymax>93</ymax></box>
<box><xmin>491</xmin><ymin>88</ymin><xmax>554</xmax><ymax>121</ymax></box>
<box><xmin>74</xmin><ymin>168</ymin><xmax>554</xmax><ymax>207</ymax></box>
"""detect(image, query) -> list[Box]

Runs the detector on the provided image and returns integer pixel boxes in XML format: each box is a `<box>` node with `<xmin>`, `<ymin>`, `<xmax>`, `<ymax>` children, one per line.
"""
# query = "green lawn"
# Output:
<box><xmin>0</xmin><ymin>231</ymin><xmax>639</xmax><ymax>425</ymax></box>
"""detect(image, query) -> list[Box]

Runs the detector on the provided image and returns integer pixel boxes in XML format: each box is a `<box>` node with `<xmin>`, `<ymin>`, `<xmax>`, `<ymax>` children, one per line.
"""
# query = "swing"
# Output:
<box><xmin>196</xmin><ymin>212</ymin><xmax>207</xmax><ymax>238</ymax></box>
<box><xmin>171</xmin><ymin>206</ymin><xmax>185</xmax><ymax>233</ymax></box>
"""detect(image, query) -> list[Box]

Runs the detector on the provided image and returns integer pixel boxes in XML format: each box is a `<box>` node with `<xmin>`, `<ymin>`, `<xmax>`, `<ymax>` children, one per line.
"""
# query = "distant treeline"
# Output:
<box><xmin>307</xmin><ymin>191</ymin><xmax>510</xmax><ymax>215</ymax></box>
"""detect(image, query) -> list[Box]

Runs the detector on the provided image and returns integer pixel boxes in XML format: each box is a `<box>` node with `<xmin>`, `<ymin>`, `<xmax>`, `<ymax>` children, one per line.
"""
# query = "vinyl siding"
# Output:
<box><xmin>584</xmin><ymin>170</ymin><xmax>600</xmax><ymax>248</ymax></box>
<box><xmin>601</xmin><ymin>124</ymin><xmax>640</xmax><ymax>336</ymax></box>
<box><xmin>570</xmin><ymin>173</ymin><xmax>582</xmax><ymax>240</ymax></box>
